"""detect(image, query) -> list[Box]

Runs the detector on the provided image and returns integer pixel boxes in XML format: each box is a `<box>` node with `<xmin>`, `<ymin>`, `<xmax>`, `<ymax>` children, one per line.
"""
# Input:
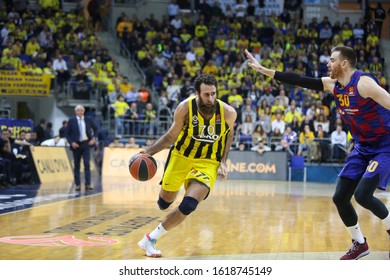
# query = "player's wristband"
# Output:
<box><xmin>274</xmin><ymin>71</ymin><xmax>324</xmax><ymax>91</ymax></box>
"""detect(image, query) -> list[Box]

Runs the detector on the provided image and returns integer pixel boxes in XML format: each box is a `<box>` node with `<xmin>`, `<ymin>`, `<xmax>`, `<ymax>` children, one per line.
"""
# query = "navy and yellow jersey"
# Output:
<box><xmin>333</xmin><ymin>70</ymin><xmax>390</xmax><ymax>143</ymax></box>
<box><xmin>174</xmin><ymin>96</ymin><xmax>230</xmax><ymax>162</ymax></box>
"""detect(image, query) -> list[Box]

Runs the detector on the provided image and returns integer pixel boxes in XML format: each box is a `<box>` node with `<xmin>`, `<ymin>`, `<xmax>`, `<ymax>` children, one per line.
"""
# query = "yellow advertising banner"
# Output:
<box><xmin>0</xmin><ymin>70</ymin><xmax>51</xmax><ymax>96</ymax></box>
<box><xmin>30</xmin><ymin>146</ymin><xmax>74</xmax><ymax>183</ymax></box>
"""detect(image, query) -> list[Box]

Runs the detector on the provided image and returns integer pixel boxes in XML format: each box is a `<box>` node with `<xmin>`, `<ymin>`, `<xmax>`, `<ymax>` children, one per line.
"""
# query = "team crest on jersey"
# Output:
<box><xmin>192</xmin><ymin>115</ymin><xmax>198</xmax><ymax>126</ymax></box>
<box><xmin>215</xmin><ymin>114</ymin><xmax>221</xmax><ymax>124</ymax></box>
<box><xmin>347</xmin><ymin>86</ymin><xmax>355</xmax><ymax>96</ymax></box>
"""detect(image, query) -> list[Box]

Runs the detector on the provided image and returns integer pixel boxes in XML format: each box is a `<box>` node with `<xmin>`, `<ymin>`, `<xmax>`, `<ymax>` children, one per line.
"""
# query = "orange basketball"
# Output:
<box><xmin>129</xmin><ymin>153</ymin><xmax>157</xmax><ymax>181</ymax></box>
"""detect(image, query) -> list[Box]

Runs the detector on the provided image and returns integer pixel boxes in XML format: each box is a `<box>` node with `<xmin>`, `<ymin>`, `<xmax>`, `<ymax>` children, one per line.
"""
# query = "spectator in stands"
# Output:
<box><xmin>275</xmin><ymin>88</ymin><xmax>289</xmax><ymax>109</ymax></box>
<box><xmin>319</xmin><ymin>23</ymin><xmax>333</xmax><ymax>41</ymax></box>
<box><xmin>143</xmin><ymin>102</ymin><xmax>157</xmax><ymax>136</ymax></box>
<box><xmin>234</xmin><ymin>142</ymin><xmax>248</xmax><ymax>151</ymax></box>
<box><xmin>109</xmin><ymin>137</ymin><xmax>124</xmax><ymax>148</ymax></box>
<box><xmin>125</xmin><ymin>137</ymin><xmax>140</xmax><ymax>149</ymax></box>
<box><xmin>58</xmin><ymin>120</ymin><xmax>68</xmax><ymax>138</ymax></box>
<box><xmin>167</xmin><ymin>0</ymin><xmax>180</xmax><ymax>21</ymax></box>
<box><xmin>180</xmin><ymin>79</ymin><xmax>194</xmax><ymax>101</ymax></box>
<box><xmin>170</xmin><ymin>14</ymin><xmax>183</xmax><ymax>30</ymax></box>
<box><xmin>111</xmin><ymin>95</ymin><xmax>130</xmax><ymax>137</ymax></box>
<box><xmin>297</xmin><ymin>124</ymin><xmax>315</xmax><ymax>156</ymax></box>
<box><xmin>331</xmin><ymin>123</ymin><xmax>347</xmax><ymax>161</ymax></box>
<box><xmin>315</xmin><ymin>124</ymin><xmax>330</xmax><ymax>163</ymax></box>
<box><xmin>258</xmin><ymin>88</ymin><xmax>275</xmax><ymax>107</ymax></box>
<box><xmin>25</xmin><ymin>36</ymin><xmax>40</xmax><ymax>59</ymax></box>
<box><xmin>126</xmin><ymin>102</ymin><xmax>140</xmax><ymax>135</ymax></box>
<box><xmin>194</xmin><ymin>19</ymin><xmax>208</xmax><ymax>43</ymax></box>
<box><xmin>166</xmin><ymin>77</ymin><xmax>181</xmax><ymax>109</ymax></box>
<box><xmin>284</xmin><ymin>102</ymin><xmax>302</xmax><ymax>126</ymax></box>
<box><xmin>108</xmin><ymin>84</ymin><xmax>123</xmax><ymax>105</ymax></box>
<box><xmin>44</xmin><ymin>121</ymin><xmax>54</xmax><ymax>141</ymax></box>
<box><xmin>40</xmin><ymin>135</ymin><xmax>68</xmax><ymax>147</ymax></box>
<box><xmin>141</xmin><ymin>138</ymin><xmax>155</xmax><ymax>149</ymax></box>
<box><xmin>252</xmin><ymin>124</ymin><xmax>267</xmax><ymax>144</ymax></box>
<box><xmin>125</xmin><ymin>85</ymin><xmax>140</xmax><ymax>105</ymax></box>
<box><xmin>271</xmin><ymin>111</ymin><xmax>286</xmax><ymax>134</ymax></box>
<box><xmin>275</xmin><ymin>126</ymin><xmax>297</xmax><ymax>155</ymax></box>
<box><xmin>300</xmin><ymin>114</ymin><xmax>315</xmax><ymax>133</ymax></box>
<box><xmin>251</xmin><ymin>138</ymin><xmax>271</xmax><ymax>155</ymax></box>
<box><xmin>117</xmin><ymin>15</ymin><xmax>133</xmax><ymax>38</ymax></box>
<box><xmin>119</xmin><ymin>76</ymin><xmax>132</xmax><ymax>94</ymax></box>
<box><xmin>87</xmin><ymin>0</ymin><xmax>102</xmax><ymax>32</ymax></box>
<box><xmin>373</xmin><ymin>2</ymin><xmax>386</xmax><ymax>38</ymax></box>
<box><xmin>271</xmin><ymin>99</ymin><xmax>285</xmax><ymax>115</ymax></box>
<box><xmin>314</xmin><ymin>113</ymin><xmax>330</xmax><ymax>133</ymax></box>
<box><xmin>34</xmin><ymin>118</ymin><xmax>46</xmax><ymax>145</ymax></box>
<box><xmin>65</xmin><ymin>105</ymin><xmax>98</xmax><ymax>191</ymax></box>
<box><xmin>0</xmin><ymin>128</ymin><xmax>17</xmax><ymax>185</ymax></box>
<box><xmin>374</xmin><ymin>71</ymin><xmax>388</xmax><ymax>91</ymax></box>
<box><xmin>52</xmin><ymin>54</ymin><xmax>70</xmax><ymax>92</ymax></box>
<box><xmin>289</xmin><ymin>85</ymin><xmax>304</xmax><ymax>108</ymax></box>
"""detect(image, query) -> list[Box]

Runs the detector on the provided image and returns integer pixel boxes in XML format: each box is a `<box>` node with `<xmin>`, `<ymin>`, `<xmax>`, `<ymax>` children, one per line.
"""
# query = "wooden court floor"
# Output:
<box><xmin>0</xmin><ymin>176</ymin><xmax>389</xmax><ymax>260</ymax></box>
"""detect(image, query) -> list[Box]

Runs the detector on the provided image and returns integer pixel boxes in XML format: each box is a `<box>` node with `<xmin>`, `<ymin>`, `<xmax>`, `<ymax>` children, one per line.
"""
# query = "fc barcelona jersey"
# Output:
<box><xmin>174</xmin><ymin>96</ymin><xmax>230</xmax><ymax>162</ymax></box>
<box><xmin>333</xmin><ymin>70</ymin><xmax>390</xmax><ymax>143</ymax></box>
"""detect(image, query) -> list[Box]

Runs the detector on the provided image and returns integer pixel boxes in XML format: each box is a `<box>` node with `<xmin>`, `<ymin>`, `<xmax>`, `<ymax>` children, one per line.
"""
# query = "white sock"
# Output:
<box><xmin>347</xmin><ymin>223</ymin><xmax>365</xmax><ymax>244</ymax></box>
<box><xmin>381</xmin><ymin>212</ymin><xmax>390</xmax><ymax>231</ymax></box>
<box><xmin>149</xmin><ymin>223</ymin><xmax>167</xmax><ymax>240</ymax></box>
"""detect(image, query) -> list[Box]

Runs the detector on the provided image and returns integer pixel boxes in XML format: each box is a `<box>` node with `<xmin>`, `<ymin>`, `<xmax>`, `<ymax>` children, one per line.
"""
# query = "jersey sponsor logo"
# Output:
<box><xmin>0</xmin><ymin>235</ymin><xmax>119</xmax><ymax>247</ymax></box>
<box><xmin>343</xmin><ymin>107</ymin><xmax>360</xmax><ymax>115</ymax></box>
<box><xmin>192</xmin><ymin>124</ymin><xmax>220</xmax><ymax>143</ymax></box>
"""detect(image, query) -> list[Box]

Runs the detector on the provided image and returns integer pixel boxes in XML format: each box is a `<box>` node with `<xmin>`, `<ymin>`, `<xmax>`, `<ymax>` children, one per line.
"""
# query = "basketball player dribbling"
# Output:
<box><xmin>136</xmin><ymin>73</ymin><xmax>237</xmax><ymax>257</ymax></box>
<box><xmin>245</xmin><ymin>46</ymin><xmax>390</xmax><ymax>260</ymax></box>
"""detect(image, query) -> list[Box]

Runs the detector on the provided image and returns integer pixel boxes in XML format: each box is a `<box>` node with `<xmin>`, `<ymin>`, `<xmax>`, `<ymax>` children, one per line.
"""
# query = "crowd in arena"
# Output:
<box><xmin>0</xmin><ymin>0</ymin><xmax>389</xmax><ymax>187</ymax></box>
<box><xmin>116</xmin><ymin>0</ymin><xmax>388</xmax><ymax>160</ymax></box>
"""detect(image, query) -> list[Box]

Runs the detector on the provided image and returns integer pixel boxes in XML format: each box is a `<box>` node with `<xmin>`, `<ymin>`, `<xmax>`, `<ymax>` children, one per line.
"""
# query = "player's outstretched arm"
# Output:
<box><xmin>245</xmin><ymin>49</ymin><xmax>276</xmax><ymax>78</ymax></box>
<box><xmin>245</xmin><ymin>49</ymin><xmax>328</xmax><ymax>92</ymax></box>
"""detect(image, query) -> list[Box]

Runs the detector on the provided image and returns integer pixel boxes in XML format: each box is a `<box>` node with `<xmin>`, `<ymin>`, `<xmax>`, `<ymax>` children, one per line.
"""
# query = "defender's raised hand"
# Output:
<box><xmin>245</xmin><ymin>49</ymin><xmax>275</xmax><ymax>78</ymax></box>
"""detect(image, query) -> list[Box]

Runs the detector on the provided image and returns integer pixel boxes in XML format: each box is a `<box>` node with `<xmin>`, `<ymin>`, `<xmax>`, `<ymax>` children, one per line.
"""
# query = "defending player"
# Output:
<box><xmin>245</xmin><ymin>46</ymin><xmax>390</xmax><ymax>260</ymax></box>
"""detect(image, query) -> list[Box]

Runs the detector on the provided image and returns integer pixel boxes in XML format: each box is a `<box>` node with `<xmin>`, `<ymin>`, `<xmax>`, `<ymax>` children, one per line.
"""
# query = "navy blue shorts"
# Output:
<box><xmin>339</xmin><ymin>135</ymin><xmax>390</xmax><ymax>190</ymax></box>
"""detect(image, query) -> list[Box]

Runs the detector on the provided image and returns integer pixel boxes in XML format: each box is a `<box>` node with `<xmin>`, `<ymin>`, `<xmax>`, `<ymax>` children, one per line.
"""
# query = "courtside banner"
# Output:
<box><xmin>0</xmin><ymin>70</ymin><xmax>51</xmax><ymax>96</ymax></box>
<box><xmin>102</xmin><ymin>148</ymin><xmax>169</xmax><ymax>180</ymax></box>
<box><xmin>30</xmin><ymin>146</ymin><xmax>73</xmax><ymax>183</ymax></box>
<box><xmin>227</xmin><ymin>151</ymin><xmax>287</xmax><ymax>181</ymax></box>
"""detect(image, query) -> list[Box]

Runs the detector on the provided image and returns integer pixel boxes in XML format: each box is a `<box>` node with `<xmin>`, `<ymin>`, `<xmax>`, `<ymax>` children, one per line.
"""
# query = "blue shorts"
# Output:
<box><xmin>339</xmin><ymin>135</ymin><xmax>390</xmax><ymax>190</ymax></box>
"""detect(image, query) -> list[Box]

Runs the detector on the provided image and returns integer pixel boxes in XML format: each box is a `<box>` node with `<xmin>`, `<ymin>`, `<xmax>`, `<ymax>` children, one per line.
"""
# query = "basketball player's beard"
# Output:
<box><xmin>330</xmin><ymin>64</ymin><xmax>342</xmax><ymax>79</ymax></box>
<box><xmin>198</xmin><ymin>99</ymin><xmax>216</xmax><ymax>115</ymax></box>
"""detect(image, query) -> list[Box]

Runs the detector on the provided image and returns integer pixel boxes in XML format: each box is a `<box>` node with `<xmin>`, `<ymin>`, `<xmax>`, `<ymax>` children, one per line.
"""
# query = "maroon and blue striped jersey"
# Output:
<box><xmin>333</xmin><ymin>70</ymin><xmax>390</xmax><ymax>143</ymax></box>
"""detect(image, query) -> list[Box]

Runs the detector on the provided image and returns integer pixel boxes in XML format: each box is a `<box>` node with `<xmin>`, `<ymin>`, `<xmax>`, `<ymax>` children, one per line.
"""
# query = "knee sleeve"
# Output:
<box><xmin>332</xmin><ymin>177</ymin><xmax>358</xmax><ymax>207</ymax></box>
<box><xmin>178</xmin><ymin>196</ymin><xmax>198</xmax><ymax>215</ymax></box>
<box><xmin>354</xmin><ymin>176</ymin><xmax>378</xmax><ymax>206</ymax></box>
<box><xmin>157</xmin><ymin>196</ymin><xmax>172</xmax><ymax>210</ymax></box>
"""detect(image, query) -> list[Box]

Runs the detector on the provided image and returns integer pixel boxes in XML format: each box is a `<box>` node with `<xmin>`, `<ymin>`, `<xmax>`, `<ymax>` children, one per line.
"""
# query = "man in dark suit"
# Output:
<box><xmin>65</xmin><ymin>105</ymin><xmax>98</xmax><ymax>191</ymax></box>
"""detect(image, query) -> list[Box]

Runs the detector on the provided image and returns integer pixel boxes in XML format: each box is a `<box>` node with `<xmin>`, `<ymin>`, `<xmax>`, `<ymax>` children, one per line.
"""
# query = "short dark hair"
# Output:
<box><xmin>194</xmin><ymin>74</ymin><xmax>218</xmax><ymax>94</ymax></box>
<box><xmin>331</xmin><ymin>46</ymin><xmax>357</xmax><ymax>68</ymax></box>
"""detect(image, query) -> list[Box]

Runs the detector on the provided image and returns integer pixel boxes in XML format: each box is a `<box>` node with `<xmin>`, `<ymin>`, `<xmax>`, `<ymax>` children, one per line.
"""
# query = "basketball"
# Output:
<box><xmin>129</xmin><ymin>153</ymin><xmax>157</xmax><ymax>181</ymax></box>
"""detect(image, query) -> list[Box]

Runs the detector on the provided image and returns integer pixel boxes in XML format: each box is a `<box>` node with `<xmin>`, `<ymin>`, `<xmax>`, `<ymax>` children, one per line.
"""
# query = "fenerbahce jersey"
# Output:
<box><xmin>173</xmin><ymin>96</ymin><xmax>230</xmax><ymax>162</ymax></box>
<box><xmin>333</xmin><ymin>70</ymin><xmax>390</xmax><ymax>143</ymax></box>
